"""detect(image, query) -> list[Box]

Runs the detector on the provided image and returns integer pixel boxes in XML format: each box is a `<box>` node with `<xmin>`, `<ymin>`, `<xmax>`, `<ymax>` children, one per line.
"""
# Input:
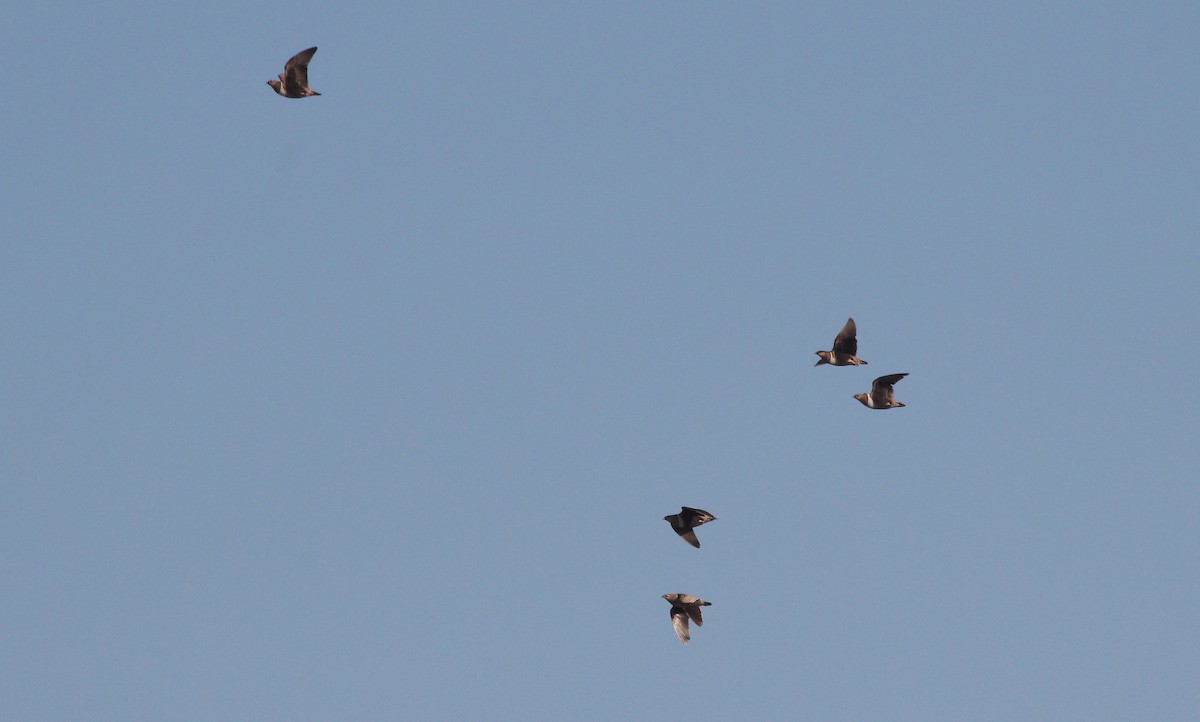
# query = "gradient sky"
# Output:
<box><xmin>3</xmin><ymin>3</ymin><xmax>1198</xmax><ymax>720</ymax></box>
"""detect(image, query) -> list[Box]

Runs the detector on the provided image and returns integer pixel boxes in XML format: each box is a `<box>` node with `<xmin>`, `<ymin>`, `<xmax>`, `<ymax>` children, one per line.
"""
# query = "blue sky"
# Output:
<box><xmin>3</xmin><ymin>2</ymin><xmax>1198</xmax><ymax>720</ymax></box>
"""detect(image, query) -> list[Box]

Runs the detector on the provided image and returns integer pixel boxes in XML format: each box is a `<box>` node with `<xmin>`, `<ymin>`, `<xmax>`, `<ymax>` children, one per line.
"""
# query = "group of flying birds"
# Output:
<box><xmin>264</xmin><ymin>50</ymin><xmax>908</xmax><ymax>645</ymax></box>
<box><xmin>264</xmin><ymin>51</ymin><xmax>911</xmax><ymax>409</ymax></box>
<box><xmin>660</xmin><ymin>319</ymin><xmax>909</xmax><ymax>644</ymax></box>
<box><xmin>263</xmin><ymin>56</ymin><xmax>909</xmax><ymax>409</ymax></box>
<box><xmin>817</xmin><ymin>317</ymin><xmax>909</xmax><ymax>410</ymax></box>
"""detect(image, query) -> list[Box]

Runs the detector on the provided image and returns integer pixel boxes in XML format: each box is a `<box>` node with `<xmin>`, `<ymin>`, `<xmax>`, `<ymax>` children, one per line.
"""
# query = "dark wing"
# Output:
<box><xmin>284</xmin><ymin>47</ymin><xmax>318</xmax><ymax>91</ymax></box>
<box><xmin>679</xmin><ymin>529</ymin><xmax>701</xmax><ymax>548</ymax></box>
<box><xmin>871</xmin><ymin>373</ymin><xmax>908</xmax><ymax>403</ymax></box>
<box><xmin>679</xmin><ymin>507</ymin><xmax>716</xmax><ymax>527</ymax></box>
<box><xmin>831</xmin><ymin>318</ymin><xmax>858</xmax><ymax>356</ymax></box>
<box><xmin>670</xmin><ymin>606</ymin><xmax>691</xmax><ymax>643</ymax></box>
<box><xmin>667</xmin><ymin>514</ymin><xmax>701</xmax><ymax>547</ymax></box>
<box><xmin>685</xmin><ymin>603</ymin><xmax>706</xmax><ymax>627</ymax></box>
<box><xmin>873</xmin><ymin>374</ymin><xmax>907</xmax><ymax>390</ymax></box>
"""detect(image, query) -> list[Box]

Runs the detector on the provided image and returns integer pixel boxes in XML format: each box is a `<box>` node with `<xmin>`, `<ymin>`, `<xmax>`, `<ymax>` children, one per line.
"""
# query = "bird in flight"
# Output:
<box><xmin>854</xmin><ymin>373</ymin><xmax>908</xmax><ymax>409</ymax></box>
<box><xmin>663</xmin><ymin>507</ymin><xmax>717</xmax><ymax>548</ymax></box>
<box><xmin>267</xmin><ymin>47</ymin><xmax>321</xmax><ymax>98</ymax></box>
<box><xmin>815</xmin><ymin>317</ymin><xmax>867</xmax><ymax>366</ymax></box>
<box><xmin>663</xmin><ymin>594</ymin><xmax>712</xmax><ymax>644</ymax></box>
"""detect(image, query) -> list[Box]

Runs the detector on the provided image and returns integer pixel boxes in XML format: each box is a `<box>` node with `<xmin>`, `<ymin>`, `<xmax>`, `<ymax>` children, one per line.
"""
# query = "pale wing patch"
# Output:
<box><xmin>671</xmin><ymin>608</ymin><xmax>690</xmax><ymax>643</ymax></box>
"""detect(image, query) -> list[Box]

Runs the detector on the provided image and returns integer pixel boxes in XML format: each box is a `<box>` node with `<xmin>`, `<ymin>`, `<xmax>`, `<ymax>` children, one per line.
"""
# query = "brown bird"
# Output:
<box><xmin>854</xmin><ymin>373</ymin><xmax>908</xmax><ymax>409</ymax></box>
<box><xmin>267</xmin><ymin>47</ymin><xmax>321</xmax><ymax>98</ymax></box>
<box><xmin>663</xmin><ymin>507</ymin><xmax>716</xmax><ymax>548</ymax></box>
<box><xmin>815</xmin><ymin>317</ymin><xmax>867</xmax><ymax>366</ymax></box>
<box><xmin>662</xmin><ymin>594</ymin><xmax>712</xmax><ymax>644</ymax></box>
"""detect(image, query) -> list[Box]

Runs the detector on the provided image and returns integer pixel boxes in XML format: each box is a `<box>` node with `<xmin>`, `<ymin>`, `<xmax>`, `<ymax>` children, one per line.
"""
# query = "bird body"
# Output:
<box><xmin>663</xmin><ymin>594</ymin><xmax>711</xmax><ymax>644</ymax></box>
<box><xmin>854</xmin><ymin>373</ymin><xmax>908</xmax><ymax>409</ymax></box>
<box><xmin>267</xmin><ymin>47</ymin><xmax>321</xmax><ymax>98</ymax></box>
<box><xmin>663</xmin><ymin>507</ymin><xmax>717</xmax><ymax>548</ymax></box>
<box><xmin>815</xmin><ymin>318</ymin><xmax>867</xmax><ymax>366</ymax></box>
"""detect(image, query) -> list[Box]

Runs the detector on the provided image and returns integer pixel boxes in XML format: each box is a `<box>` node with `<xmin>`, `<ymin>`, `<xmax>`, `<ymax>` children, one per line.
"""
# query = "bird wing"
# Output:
<box><xmin>831</xmin><ymin>318</ymin><xmax>858</xmax><ymax>356</ymax></box>
<box><xmin>872</xmin><ymin>373</ymin><xmax>907</xmax><ymax>404</ymax></box>
<box><xmin>284</xmin><ymin>47</ymin><xmax>318</xmax><ymax>91</ymax></box>
<box><xmin>680</xmin><ymin>507</ymin><xmax>715</xmax><ymax>526</ymax></box>
<box><xmin>671</xmin><ymin>607</ymin><xmax>691</xmax><ymax>643</ymax></box>
<box><xmin>685</xmin><ymin>603</ymin><xmax>706</xmax><ymax>627</ymax></box>
<box><xmin>679</xmin><ymin>529</ymin><xmax>701</xmax><ymax>548</ymax></box>
<box><xmin>872</xmin><ymin>373</ymin><xmax>906</xmax><ymax>391</ymax></box>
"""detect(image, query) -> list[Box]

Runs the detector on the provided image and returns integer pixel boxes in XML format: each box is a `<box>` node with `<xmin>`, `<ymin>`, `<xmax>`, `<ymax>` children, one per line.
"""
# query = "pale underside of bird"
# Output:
<box><xmin>663</xmin><ymin>506</ymin><xmax>717</xmax><ymax>548</ymax></box>
<box><xmin>267</xmin><ymin>47</ymin><xmax>321</xmax><ymax>98</ymax></box>
<box><xmin>855</xmin><ymin>373</ymin><xmax>908</xmax><ymax>409</ymax></box>
<box><xmin>663</xmin><ymin>594</ymin><xmax>712</xmax><ymax>644</ymax></box>
<box><xmin>815</xmin><ymin>317</ymin><xmax>867</xmax><ymax>366</ymax></box>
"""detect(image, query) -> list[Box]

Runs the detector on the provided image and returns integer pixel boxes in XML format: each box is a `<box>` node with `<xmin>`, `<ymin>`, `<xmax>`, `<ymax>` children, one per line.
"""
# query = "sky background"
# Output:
<box><xmin>2</xmin><ymin>2</ymin><xmax>1198</xmax><ymax>720</ymax></box>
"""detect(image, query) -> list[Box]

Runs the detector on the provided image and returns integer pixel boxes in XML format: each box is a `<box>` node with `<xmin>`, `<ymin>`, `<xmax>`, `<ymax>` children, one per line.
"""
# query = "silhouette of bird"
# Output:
<box><xmin>854</xmin><ymin>373</ymin><xmax>908</xmax><ymax>409</ymax></box>
<box><xmin>815</xmin><ymin>317</ymin><xmax>867</xmax><ymax>366</ymax></box>
<box><xmin>663</xmin><ymin>594</ymin><xmax>711</xmax><ymax>644</ymax></box>
<box><xmin>267</xmin><ymin>47</ymin><xmax>321</xmax><ymax>98</ymax></box>
<box><xmin>663</xmin><ymin>507</ymin><xmax>716</xmax><ymax>548</ymax></box>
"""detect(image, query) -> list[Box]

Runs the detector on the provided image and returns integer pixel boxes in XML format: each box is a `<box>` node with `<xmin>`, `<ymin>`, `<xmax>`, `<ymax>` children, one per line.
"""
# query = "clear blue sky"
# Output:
<box><xmin>3</xmin><ymin>3</ymin><xmax>1198</xmax><ymax>720</ymax></box>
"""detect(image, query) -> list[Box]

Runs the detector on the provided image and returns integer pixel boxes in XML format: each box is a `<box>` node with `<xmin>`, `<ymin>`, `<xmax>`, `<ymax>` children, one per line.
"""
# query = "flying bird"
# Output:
<box><xmin>664</xmin><ymin>507</ymin><xmax>716</xmax><ymax>548</ymax></box>
<box><xmin>663</xmin><ymin>594</ymin><xmax>712</xmax><ymax>644</ymax></box>
<box><xmin>267</xmin><ymin>47</ymin><xmax>321</xmax><ymax>98</ymax></box>
<box><xmin>854</xmin><ymin>373</ymin><xmax>908</xmax><ymax>409</ymax></box>
<box><xmin>815</xmin><ymin>317</ymin><xmax>867</xmax><ymax>366</ymax></box>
